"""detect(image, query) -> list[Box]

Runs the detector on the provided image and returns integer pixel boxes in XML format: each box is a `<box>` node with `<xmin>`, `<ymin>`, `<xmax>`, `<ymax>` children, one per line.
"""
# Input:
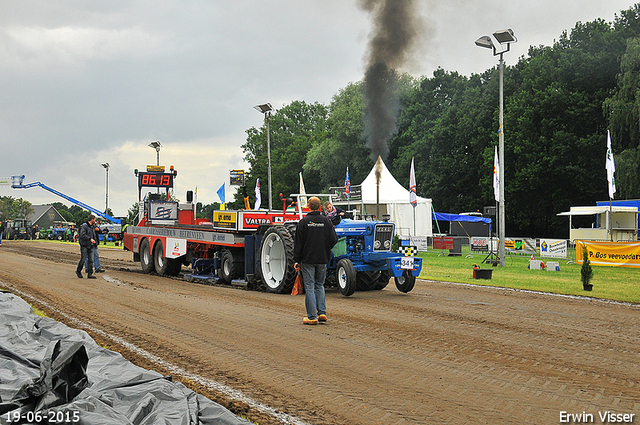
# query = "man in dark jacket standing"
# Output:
<box><xmin>294</xmin><ymin>196</ymin><xmax>338</xmax><ymax>325</ymax></box>
<box><xmin>76</xmin><ymin>215</ymin><xmax>97</xmax><ymax>279</ymax></box>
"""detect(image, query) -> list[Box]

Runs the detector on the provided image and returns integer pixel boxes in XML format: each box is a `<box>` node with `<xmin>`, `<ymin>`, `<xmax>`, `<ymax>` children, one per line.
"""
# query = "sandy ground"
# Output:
<box><xmin>0</xmin><ymin>240</ymin><xmax>639</xmax><ymax>425</ymax></box>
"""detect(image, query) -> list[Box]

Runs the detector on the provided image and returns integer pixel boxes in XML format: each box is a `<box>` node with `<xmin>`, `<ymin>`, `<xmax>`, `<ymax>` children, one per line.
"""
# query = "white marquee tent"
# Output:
<box><xmin>335</xmin><ymin>157</ymin><xmax>433</xmax><ymax>237</ymax></box>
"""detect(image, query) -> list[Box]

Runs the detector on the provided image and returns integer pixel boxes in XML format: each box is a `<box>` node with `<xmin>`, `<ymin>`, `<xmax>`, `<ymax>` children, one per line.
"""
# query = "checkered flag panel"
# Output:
<box><xmin>397</xmin><ymin>246</ymin><xmax>418</xmax><ymax>257</ymax></box>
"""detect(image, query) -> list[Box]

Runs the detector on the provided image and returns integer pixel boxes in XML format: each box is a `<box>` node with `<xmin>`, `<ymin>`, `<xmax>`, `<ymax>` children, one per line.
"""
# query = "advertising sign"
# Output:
<box><xmin>149</xmin><ymin>201</ymin><xmax>178</xmax><ymax>221</ymax></box>
<box><xmin>539</xmin><ymin>239</ymin><xmax>567</xmax><ymax>258</ymax></box>
<box><xmin>470</xmin><ymin>236</ymin><xmax>490</xmax><ymax>252</ymax></box>
<box><xmin>165</xmin><ymin>238</ymin><xmax>187</xmax><ymax>258</ymax></box>
<box><xmin>410</xmin><ymin>236</ymin><xmax>429</xmax><ymax>252</ymax></box>
<box><xmin>433</xmin><ymin>237</ymin><xmax>454</xmax><ymax>250</ymax></box>
<box><xmin>213</xmin><ymin>211</ymin><xmax>238</xmax><ymax>230</ymax></box>
<box><xmin>331</xmin><ymin>185</ymin><xmax>362</xmax><ymax>202</ymax></box>
<box><xmin>577</xmin><ymin>240</ymin><xmax>640</xmax><ymax>268</ymax></box>
<box><xmin>504</xmin><ymin>238</ymin><xmax>536</xmax><ymax>254</ymax></box>
<box><xmin>238</xmin><ymin>212</ymin><xmax>300</xmax><ymax>230</ymax></box>
<box><xmin>230</xmin><ymin>169</ymin><xmax>245</xmax><ymax>186</ymax></box>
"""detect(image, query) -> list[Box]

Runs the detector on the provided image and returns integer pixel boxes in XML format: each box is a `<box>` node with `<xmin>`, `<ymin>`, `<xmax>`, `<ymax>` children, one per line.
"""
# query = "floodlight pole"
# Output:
<box><xmin>475</xmin><ymin>29</ymin><xmax>516</xmax><ymax>267</ymax></box>
<box><xmin>254</xmin><ymin>104</ymin><xmax>274</xmax><ymax>210</ymax></box>
<box><xmin>266</xmin><ymin>112</ymin><xmax>272</xmax><ymax>211</ymax></box>
<box><xmin>498</xmin><ymin>53</ymin><xmax>506</xmax><ymax>267</ymax></box>
<box><xmin>101</xmin><ymin>163</ymin><xmax>110</xmax><ymax>214</ymax></box>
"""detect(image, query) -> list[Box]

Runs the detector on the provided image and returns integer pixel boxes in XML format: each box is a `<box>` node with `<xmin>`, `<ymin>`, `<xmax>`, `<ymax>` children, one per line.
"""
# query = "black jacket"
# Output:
<box><xmin>294</xmin><ymin>211</ymin><xmax>339</xmax><ymax>264</ymax></box>
<box><xmin>78</xmin><ymin>222</ymin><xmax>96</xmax><ymax>248</ymax></box>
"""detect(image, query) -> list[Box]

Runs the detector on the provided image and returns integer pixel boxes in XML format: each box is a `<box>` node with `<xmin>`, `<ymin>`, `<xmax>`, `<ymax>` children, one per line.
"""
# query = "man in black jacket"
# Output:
<box><xmin>294</xmin><ymin>197</ymin><xmax>338</xmax><ymax>325</ymax></box>
<box><xmin>76</xmin><ymin>215</ymin><xmax>97</xmax><ymax>279</ymax></box>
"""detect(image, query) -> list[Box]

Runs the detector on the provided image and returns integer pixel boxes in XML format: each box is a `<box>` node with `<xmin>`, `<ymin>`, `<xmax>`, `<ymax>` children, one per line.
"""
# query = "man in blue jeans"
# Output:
<box><xmin>294</xmin><ymin>196</ymin><xmax>338</xmax><ymax>325</ymax></box>
<box><xmin>76</xmin><ymin>215</ymin><xmax>97</xmax><ymax>279</ymax></box>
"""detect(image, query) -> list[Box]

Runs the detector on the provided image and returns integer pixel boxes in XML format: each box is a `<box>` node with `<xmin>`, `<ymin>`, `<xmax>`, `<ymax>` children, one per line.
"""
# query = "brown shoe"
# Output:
<box><xmin>303</xmin><ymin>317</ymin><xmax>318</xmax><ymax>325</ymax></box>
<box><xmin>317</xmin><ymin>314</ymin><xmax>327</xmax><ymax>322</ymax></box>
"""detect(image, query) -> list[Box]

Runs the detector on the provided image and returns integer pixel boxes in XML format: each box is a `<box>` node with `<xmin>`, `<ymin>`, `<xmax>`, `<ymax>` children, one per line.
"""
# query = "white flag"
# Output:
<box><xmin>193</xmin><ymin>186</ymin><xmax>198</xmax><ymax>215</ymax></box>
<box><xmin>299</xmin><ymin>172</ymin><xmax>308</xmax><ymax>208</ymax></box>
<box><xmin>493</xmin><ymin>146</ymin><xmax>500</xmax><ymax>203</ymax></box>
<box><xmin>606</xmin><ymin>130</ymin><xmax>616</xmax><ymax>199</ymax></box>
<box><xmin>254</xmin><ymin>179</ymin><xmax>261</xmax><ymax>210</ymax></box>
<box><xmin>409</xmin><ymin>158</ymin><xmax>417</xmax><ymax>206</ymax></box>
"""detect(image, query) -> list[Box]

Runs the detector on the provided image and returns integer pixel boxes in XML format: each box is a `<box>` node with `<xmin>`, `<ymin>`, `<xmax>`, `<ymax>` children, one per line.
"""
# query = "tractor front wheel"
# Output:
<box><xmin>336</xmin><ymin>258</ymin><xmax>356</xmax><ymax>297</ymax></box>
<box><xmin>394</xmin><ymin>270</ymin><xmax>416</xmax><ymax>293</ymax></box>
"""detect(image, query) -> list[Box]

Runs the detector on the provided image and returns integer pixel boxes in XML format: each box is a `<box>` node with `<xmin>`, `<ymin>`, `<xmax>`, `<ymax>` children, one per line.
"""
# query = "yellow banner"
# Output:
<box><xmin>576</xmin><ymin>240</ymin><xmax>640</xmax><ymax>268</ymax></box>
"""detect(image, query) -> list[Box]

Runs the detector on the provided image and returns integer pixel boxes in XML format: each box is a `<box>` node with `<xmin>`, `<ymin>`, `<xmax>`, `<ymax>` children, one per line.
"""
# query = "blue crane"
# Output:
<box><xmin>11</xmin><ymin>175</ymin><xmax>121</xmax><ymax>224</ymax></box>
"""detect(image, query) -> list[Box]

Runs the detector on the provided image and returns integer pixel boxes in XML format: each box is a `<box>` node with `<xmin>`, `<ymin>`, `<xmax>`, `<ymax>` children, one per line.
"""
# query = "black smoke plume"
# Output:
<box><xmin>360</xmin><ymin>0</ymin><xmax>421</xmax><ymax>162</ymax></box>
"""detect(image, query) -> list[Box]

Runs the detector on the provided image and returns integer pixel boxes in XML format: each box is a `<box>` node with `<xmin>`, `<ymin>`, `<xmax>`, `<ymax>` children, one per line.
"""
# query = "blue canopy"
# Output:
<box><xmin>432</xmin><ymin>212</ymin><xmax>492</xmax><ymax>224</ymax></box>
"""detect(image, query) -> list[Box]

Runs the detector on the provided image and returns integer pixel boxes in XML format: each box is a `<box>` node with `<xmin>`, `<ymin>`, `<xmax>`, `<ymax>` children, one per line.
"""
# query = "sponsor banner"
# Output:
<box><xmin>503</xmin><ymin>238</ymin><xmax>536</xmax><ymax>254</ymax></box>
<box><xmin>577</xmin><ymin>240</ymin><xmax>640</xmax><ymax>268</ymax></box>
<box><xmin>165</xmin><ymin>238</ymin><xmax>187</xmax><ymax>258</ymax></box>
<box><xmin>230</xmin><ymin>169</ymin><xmax>244</xmax><ymax>186</ymax></box>
<box><xmin>331</xmin><ymin>184</ymin><xmax>362</xmax><ymax>202</ymax></box>
<box><xmin>213</xmin><ymin>211</ymin><xmax>238</xmax><ymax>230</ymax></box>
<box><xmin>128</xmin><ymin>225</ymin><xmax>241</xmax><ymax>245</ymax></box>
<box><xmin>433</xmin><ymin>236</ymin><xmax>454</xmax><ymax>250</ymax></box>
<box><xmin>239</xmin><ymin>212</ymin><xmax>300</xmax><ymax>230</ymax></box>
<box><xmin>539</xmin><ymin>239</ymin><xmax>567</xmax><ymax>258</ymax></box>
<box><xmin>149</xmin><ymin>201</ymin><xmax>178</xmax><ymax>221</ymax></box>
<box><xmin>410</xmin><ymin>236</ymin><xmax>429</xmax><ymax>252</ymax></box>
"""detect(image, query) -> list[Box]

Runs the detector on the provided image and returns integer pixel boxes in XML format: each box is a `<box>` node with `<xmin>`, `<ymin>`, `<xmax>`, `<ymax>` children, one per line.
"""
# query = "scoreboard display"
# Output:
<box><xmin>138</xmin><ymin>172</ymin><xmax>174</xmax><ymax>188</ymax></box>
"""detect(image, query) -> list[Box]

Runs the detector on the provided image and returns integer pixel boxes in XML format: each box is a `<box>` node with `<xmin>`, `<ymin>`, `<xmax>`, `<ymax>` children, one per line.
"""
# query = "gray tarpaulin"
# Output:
<box><xmin>0</xmin><ymin>291</ymin><xmax>252</xmax><ymax>425</ymax></box>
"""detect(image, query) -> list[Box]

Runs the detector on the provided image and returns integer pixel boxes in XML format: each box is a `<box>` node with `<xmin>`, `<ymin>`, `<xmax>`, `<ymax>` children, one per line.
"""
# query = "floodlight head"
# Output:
<box><xmin>254</xmin><ymin>103</ymin><xmax>273</xmax><ymax>114</ymax></box>
<box><xmin>101</xmin><ymin>162</ymin><xmax>110</xmax><ymax>169</ymax></box>
<box><xmin>475</xmin><ymin>35</ymin><xmax>494</xmax><ymax>49</ymax></box>
<box><xmin>493</xmin><ymin>29</ymin><xmax>516</xmax><ymax>44</ymax></box>
<box><xmin>148</xmin><ymin>141</ymin><xmax>162</xmax><ymax>151</ymax></box>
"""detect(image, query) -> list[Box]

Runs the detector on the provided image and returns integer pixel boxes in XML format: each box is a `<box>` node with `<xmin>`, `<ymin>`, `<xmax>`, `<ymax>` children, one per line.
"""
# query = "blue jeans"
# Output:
<box><xmin>77</xmin><ymin>245</ymin><xmax>95</xmax><ymax>275</ymax></box>
<box><xmin>301</xmin><ymin>263</ymin><xmax>327</xmax><ymax>320</ymax></box>
<box><xmin>85</xmin><ymin>246</ymin><xmax>100</xmax><ymax>272</ymax></box>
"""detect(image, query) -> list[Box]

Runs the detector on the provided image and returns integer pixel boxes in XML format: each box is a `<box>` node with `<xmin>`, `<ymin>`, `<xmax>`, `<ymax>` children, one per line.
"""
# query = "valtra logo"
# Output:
<box><xmin>245</xmin><ymin>217</ymin><xmax>271</xmax><ymax>226</ymax></box>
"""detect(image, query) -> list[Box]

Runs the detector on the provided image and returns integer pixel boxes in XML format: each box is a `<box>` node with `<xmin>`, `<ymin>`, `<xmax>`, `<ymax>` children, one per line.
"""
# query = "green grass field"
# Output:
<box><xmin>418</xmin><ymin>248</ymin><xmax>640</xmax><ymax>304</ymax></box>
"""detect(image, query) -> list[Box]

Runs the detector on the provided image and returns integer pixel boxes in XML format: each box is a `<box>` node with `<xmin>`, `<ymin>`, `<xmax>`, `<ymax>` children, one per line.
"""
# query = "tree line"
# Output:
<box><xmin>237</xmin><ymin>4</ymin><xmax>640</xmax><ymax>238</ymax></box>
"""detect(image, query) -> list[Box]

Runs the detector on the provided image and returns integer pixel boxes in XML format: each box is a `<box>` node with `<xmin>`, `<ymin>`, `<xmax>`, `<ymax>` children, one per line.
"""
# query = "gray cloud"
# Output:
<box><xmin>0</xmin><ymin>0</ymin><xmax>632</xmax><ymax>216</ymax></box>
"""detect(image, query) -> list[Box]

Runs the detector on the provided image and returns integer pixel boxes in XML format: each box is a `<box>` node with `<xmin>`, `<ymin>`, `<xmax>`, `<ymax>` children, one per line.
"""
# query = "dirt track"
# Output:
<box><xmin>1</xmin><ymin>240</ymin><xmax>639</xmax><ymax>425</ymax></box>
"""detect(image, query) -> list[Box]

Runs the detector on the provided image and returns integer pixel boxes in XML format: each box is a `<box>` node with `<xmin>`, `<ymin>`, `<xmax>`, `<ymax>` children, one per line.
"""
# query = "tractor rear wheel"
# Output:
<box><xmin>140</xmin><ymin>239</ymin><xmax>154</xmax><ymax>274</ymax></box>
<box><xmin>374</xmin><ymin>270</ymin><xmax>390</xmax><ymax>290</ymax></box>
<box><xmin>394</xmin><ymin>270</ymin><xmax>416</xmax><ymax>293</ymax></box>
<box><xmin>337</xmin><ymin>258</ymin><xmax>356</xmax><ymax>296</ymax></box>
<box><xmin>259</xmin><ymin>226</ymin><xmax>296</xmax><ymax>294</ymax></box>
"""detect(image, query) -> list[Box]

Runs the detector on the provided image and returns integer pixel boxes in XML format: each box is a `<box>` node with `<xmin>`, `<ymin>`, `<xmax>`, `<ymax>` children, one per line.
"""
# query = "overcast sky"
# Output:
<box><xmin>0</xmin><ymin>1</ymin><xmax>635</xmax><ymax>218</ymax></box>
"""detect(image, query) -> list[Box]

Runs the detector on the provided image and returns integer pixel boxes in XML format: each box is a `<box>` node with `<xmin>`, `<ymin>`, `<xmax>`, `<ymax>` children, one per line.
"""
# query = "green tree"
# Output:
<box><xmin>240</xmin><ymin>100</ymin><xmax>329</xmax><ymax>208</ymax></box>
<box><xmin>303</xmin><ymin>82</ymin><xmax>372</xmax><ymax>193</ymax></box>
<box><xmin>197</xmin><ymin>202</ymin><xmax>221</xmax><ymax>220</ymax></box>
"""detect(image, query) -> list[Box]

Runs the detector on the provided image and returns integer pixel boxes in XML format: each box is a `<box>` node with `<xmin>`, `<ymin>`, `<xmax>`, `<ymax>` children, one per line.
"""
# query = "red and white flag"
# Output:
<box><xmin>606</xmin><ymin>130</ymin><xmax>616</xmax><ymax>199</ymax></box>
<box><xmin>254</xmin><ymin>179</ymin><xmax>261</xmax><ymax>210</ymax></box>
<box><xmin>493</xmin><ymin>146</ymin><xmax>500</xmax><ymax>203</ymax></box>
<box><xmin>409</xmin><ymin>158</ymin><xmax>417</xmax><ymax>207</ymax></box>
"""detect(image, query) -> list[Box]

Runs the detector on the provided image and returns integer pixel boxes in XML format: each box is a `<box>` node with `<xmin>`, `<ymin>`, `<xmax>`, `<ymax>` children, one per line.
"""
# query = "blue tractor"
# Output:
<box><xmin>328</xmin><ymin>219</ymin><xmax>422</xmax><ymax>296</ymax></box>
<box><xmin>255</xmin><ymin>217</ymin><xmax>422</xmax><ymax>296</ymax></box>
